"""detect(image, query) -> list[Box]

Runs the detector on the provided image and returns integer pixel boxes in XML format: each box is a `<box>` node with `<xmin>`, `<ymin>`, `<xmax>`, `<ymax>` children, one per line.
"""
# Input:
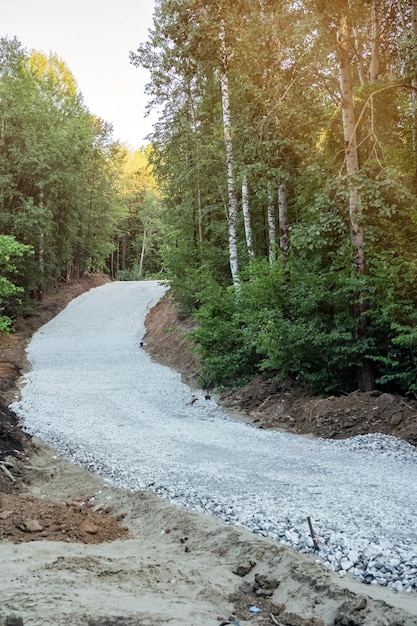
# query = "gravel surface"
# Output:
<box><xmin>12</xmin><ymin>281</ymin><xmax>417</xmax><ymax>594</ymax></box>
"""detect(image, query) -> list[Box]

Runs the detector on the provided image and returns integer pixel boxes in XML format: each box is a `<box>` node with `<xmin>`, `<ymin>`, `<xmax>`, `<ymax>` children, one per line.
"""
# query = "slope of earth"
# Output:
<box><xmin>144</xmin><ymin>295</ymin><xmax>417</xmax><ymax>448</ymax></box>
<box><xmin>0</xmin><ymin>282</ymin><xmax>417</xmax><ymax>625</ymax></box>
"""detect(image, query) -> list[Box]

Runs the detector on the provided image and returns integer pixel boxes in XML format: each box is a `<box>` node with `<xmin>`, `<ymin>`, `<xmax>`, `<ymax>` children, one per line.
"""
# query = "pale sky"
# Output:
<box><xmin>2</xmin><ymin>0</ymin><xmax>157</xmax><ymax>149</ymax></box>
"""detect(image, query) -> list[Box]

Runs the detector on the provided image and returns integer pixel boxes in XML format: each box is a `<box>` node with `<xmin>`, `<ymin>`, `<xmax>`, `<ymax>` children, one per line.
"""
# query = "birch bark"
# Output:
<box><xmin>369</xmin><ymin>1</ymin><xmax>380</xmax><ymax>84</ymax></box>
<box><xmin>338</xmin><ymin>12</ymin><xmax>366</xmax><ymax>278</ymax></box>
<box><xmin>219</xmin><ymin>21</ymin><xmax>239</xmax><ymax>287</ymax></box>
<box><xmin>242</xmin><ymin>171</ymin><xmax>254</xmax><ymax>257</ymax></box>
<box><xmin>267</xmin><ymin>181</ymin><xmax>276</xmax><ymax>265</ymax></box>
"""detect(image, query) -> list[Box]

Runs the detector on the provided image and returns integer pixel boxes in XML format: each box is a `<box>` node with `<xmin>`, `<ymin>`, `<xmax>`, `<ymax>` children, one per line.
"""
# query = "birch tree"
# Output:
<box><xmin>241</xmin><ymin>171</ymin><xmax>254</xmax><ymax>257</ymax></box>
<box><xmin>219</xmin><ymin>20</ymin><xmax>239</xmax><ymax>287</ymax></box>
<box><xmin>267</xmin><ymin>181</ymin><xmax>276</xmax><ymax>265</ymax></box>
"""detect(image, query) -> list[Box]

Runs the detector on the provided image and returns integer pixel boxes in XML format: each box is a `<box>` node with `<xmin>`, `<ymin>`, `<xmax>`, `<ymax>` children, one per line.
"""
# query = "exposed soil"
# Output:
<box><xmin>0</xmin><ymin>491</ymin><xmax>129</xmax><ymax>544</ymax></box>
<box><xmin>1</xmin><ymin>281</ymin><xmax>417</xmax><ymax>625</ymax></box>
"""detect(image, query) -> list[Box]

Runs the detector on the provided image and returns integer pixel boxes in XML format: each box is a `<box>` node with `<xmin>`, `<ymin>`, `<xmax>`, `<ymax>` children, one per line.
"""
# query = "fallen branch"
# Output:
<box><xmin>0</xmin><ymin>459</ymin><xmax>14</xmax><ymax>468</ymax></box>
<box><xmin>0</xmin><ymin>463</ymin><xmax>16</xmax><ymax>482</ymax></box>
<box><xmin>400</xmin><ymin>399</ymin><xmax>415</xmax><ymax>411</ymax></box>
<box><xmin>307</xmin><ymin>516</ymin><xmax>320</xmax><ymax>551</ymax></box>
<box><xmin>259</xmin><ymin>395</ymin><xmax>272</xmax><ymax>411</ymax></box>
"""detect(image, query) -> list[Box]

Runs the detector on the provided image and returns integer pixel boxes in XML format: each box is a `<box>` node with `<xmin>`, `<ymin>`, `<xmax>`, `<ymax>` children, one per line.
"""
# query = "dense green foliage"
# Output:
<box><xmin>132</xmin><ymin>0</ymin><xmax>417</xmax><ymax>395</ymax></box>
<box><xmin>0</xmin><ymin>235</ymin><xmax>32</xmax><ymax>334</ymax></box>
<box><xmin>0</xmin><ymin>37</ymin><xmax>162</xmax><ymax>330</ymax></box>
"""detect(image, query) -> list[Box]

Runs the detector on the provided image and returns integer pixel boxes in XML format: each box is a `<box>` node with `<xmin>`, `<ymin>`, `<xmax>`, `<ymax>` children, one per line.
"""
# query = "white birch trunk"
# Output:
<box><xmin>242</xmin><ymin>171</ymin><xmax>254</xmax><ymax>257</ymax></box>
<box><xmin>369</xmin><ymin>1</ymin><xmax>380</xmax><ymax>83</ymax></box>
<box><xmin>219</xmin><ymin>21</ymin><xmax>239</xmax><ymax>287</ymax></box>
<box><xmin>267</xmin><ymin>181</ymin><xmax>276</xmax><ymax>265</ymax></box>
<box><xmin>338</xmin><ymin>13</ymin><xmax>366</xmax><ymax>277</ymax></box>
<box><xmin>278</xmin><ymin>182</ymin><xmax>289</xmax><ymax>264</ymax></box>
<box><xmin>138</xmin><ymin>227</ymin><xmax>147</xmax><ymax>278</ymax></box>
<box><xmin>352</xmin><ymin>28</ymin><xmax>366</xmax><ymax>86</ymax></box>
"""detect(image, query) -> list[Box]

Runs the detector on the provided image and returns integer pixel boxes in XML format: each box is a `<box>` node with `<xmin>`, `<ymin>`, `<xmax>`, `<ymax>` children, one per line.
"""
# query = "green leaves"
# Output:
<box><xmin>0</xmin><ymin>37</ymin><xmax>130</xmax><ymax>292</ymax></box>
<box><xmin>133</xmin><ymin>1</ymin><xmax>417</xmax><ymax>395</ymax></box>
<box><xmin>0</xmin><ymin>235</ymin><xmax>33</xmax><ymax>335</ymax></box>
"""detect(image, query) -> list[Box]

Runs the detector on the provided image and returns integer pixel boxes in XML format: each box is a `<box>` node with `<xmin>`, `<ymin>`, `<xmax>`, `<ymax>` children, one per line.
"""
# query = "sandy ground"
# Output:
<box><xmin>2</xmin><ymin>440</ymin><xmax>417</xmax><ymax>626</ymax></box>
<box><xmin>1</xmin><ymin>278</ymin><xmax>417</xmax><ymax>625</ymax></box>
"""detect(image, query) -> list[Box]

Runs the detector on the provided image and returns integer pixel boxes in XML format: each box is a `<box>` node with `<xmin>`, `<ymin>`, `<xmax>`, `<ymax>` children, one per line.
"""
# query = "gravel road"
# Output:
<box><xmin>12</xmin><ymin>281</ymin><xmax>417</xmax><ymax>594</ymax></box>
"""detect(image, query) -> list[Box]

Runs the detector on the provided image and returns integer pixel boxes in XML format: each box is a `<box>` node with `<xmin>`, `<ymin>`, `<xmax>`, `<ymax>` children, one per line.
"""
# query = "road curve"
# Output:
<box><xmin>12</xmin><ymin>280</ymin><xmax>417</xmax><ymax>593</ymax></box>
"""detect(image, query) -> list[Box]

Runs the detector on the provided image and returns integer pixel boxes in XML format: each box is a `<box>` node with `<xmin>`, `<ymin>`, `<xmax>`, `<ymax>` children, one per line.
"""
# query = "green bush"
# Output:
<box><xmin>0</xmin><ymin>235</ymin><xmax>33</xmax><ymax>335</ymax></box>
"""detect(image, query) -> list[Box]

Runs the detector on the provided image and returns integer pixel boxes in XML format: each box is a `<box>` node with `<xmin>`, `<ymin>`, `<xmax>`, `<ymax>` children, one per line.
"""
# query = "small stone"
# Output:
<box><xmin>376</xmin><ymin>393</ymin><xmax>396</xmax><ymax>405</ymax></box>
<box><xmin>80</xmin><ymin>520</ymin><xmax>98</xmax><ymax>534</ymax></box>
<box><xmin>0</xmin><ymin>510</ymin><xmax>13</xmax><ymax>520</ymax></box>
<box><xmin>232</xmin><ymin>560</ymin><xmax>256</xmax><ymax>577</ymax></box>
<box><xmin>254</xmin><ymin>573</ymin><xmax>280</xmax><ymax>590</ymax></box>
<box><xmin>255</xmin><ymin>588</ymin><xmax>273</xmax><ymax>597</ymax></box>
<box><xmin>390</xmin><ymin>413</ymin><xmax>403</xmax><ymax>426</ymax></box>
<box><xmin>23</xmin><ymin>519</ymin><xmax>43</xmax><ymax>533</ymax></box>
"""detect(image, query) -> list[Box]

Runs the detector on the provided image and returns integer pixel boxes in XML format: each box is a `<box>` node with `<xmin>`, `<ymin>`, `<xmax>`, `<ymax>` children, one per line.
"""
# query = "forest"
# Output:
<box><xmin>0</xmin><ymin>36</ymin><xmax>163</xmax><ymax>332</ymax></box>
<box><xmin>130</xmin><ymin>0</ymin><xmax>417</xmax><ymax>397</ymax></box>
<box><xmin>3</xmin><ymin>1</ymin><xmax>417</xmax><ymax>398</ymax></box>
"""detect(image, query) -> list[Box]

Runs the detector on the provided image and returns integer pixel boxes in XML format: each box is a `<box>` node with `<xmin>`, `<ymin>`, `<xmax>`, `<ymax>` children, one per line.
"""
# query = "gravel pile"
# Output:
<box><xmin>11</xmin><ymin>281</ymin><xmax>417</xmax><ymax>595</ymax></box>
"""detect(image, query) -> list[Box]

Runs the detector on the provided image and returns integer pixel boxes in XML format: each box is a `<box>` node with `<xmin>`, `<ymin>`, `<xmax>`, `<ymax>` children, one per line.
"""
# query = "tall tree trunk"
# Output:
<box><xmin>121</xmin><ymin>238</ymin><xmax>126</xmax><ymax>271</ymax></box>
<box><xmin>278</xmin><ymin>182</ymin><xmax>289</xmax><ymax>267</ymax></box>
<box><xmin>138</xmin><ymin>227</ymin><xmax>147</xmax><ymax>277</ymax></box>
<box><xmin>242</xmin><ymin>171</ymin><xmax>254</xmax><ymax>257</ymax></box>
<box><xmin>352</xmin><ymin>27</ymin><xmax>366</xmax><ymax>86</ymax></box>
<box><xmin>369</xmin><ymin>1</ymin><xmax>380</xmax><ymax>83</ymax></box>
<box><xmin>267</xmin><ymin>180</ymin><xmax>276</xmax><ymax>265</ymax></box>
<box><xmin>187</xmin><ymin>89</ymin><xmax>203</xmax><ymax>249</ymax></box>
<box><xmin>219</xmin><ymin>21</ymin><xmax>239</xmax><ymax>288</ymax></box>
<box><xmin>412</xmin><ymin>0</ymin><xmax>417</xmax><ymax>172</ymax></box>
<box><xmin>338</xmin><ymin>10</ymin><xmax>374</xmax><ymax>391</ymax></box>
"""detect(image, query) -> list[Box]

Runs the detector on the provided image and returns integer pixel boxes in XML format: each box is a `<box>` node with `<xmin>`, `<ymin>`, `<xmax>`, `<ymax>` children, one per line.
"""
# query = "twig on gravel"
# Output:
<box><xmin>270</xmin><ymin>613</ymin><xmax>285</xmax><ymax>626</ymax></box>
<box><xmin>307</xmin><ymin>516</ymin><xmax>320</xmax><ymax>551</ymax></box>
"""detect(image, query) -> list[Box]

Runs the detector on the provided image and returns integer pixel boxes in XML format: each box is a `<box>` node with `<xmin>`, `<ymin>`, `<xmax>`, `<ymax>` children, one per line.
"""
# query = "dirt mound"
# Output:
<box><xmin>144</xmin><ymin>292</ymin><xmax>200</xmax><ymax>387</ymax></box>
<box><xmin>220</xmin><ymin>377</ymin><xmax>417</xmax><ymax>446</ymax></box>
<box><xmin>0</xmin><ymin>492</ymin><xmax>129</xmax><ymax>544</ymax></box>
